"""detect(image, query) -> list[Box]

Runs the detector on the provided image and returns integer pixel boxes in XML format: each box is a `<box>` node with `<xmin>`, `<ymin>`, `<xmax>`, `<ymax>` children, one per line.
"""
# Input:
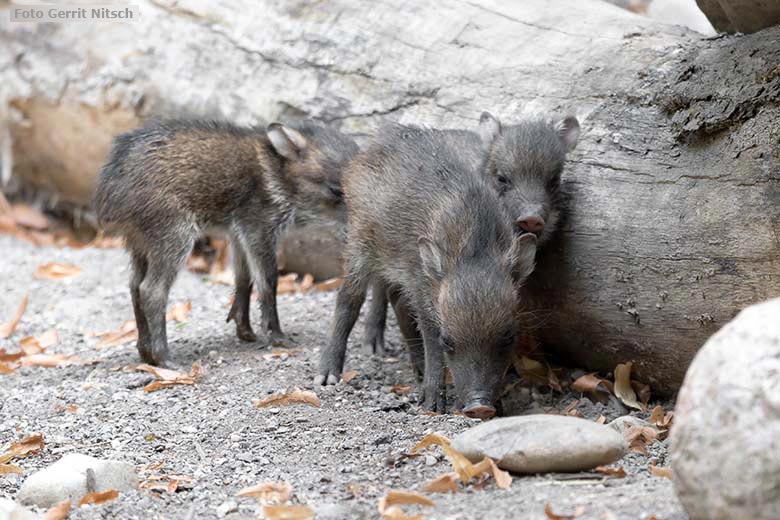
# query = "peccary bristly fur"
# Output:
<box><xmin>95</xmin><ymin>119</ymin><xmax>358</xmax><ymax>367</ymax></box>
<box><xmin>317</xmin><ymin>124</ymin><xmax>538</xmax><ymax>416</ymax></box>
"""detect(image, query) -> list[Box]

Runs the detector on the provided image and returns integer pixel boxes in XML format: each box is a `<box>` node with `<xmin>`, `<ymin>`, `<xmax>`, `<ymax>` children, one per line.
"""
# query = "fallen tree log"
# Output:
<box><xmin>1</xmin><ymin>0</ymin><xmax>778</xmax><ymax>395</ymax></box>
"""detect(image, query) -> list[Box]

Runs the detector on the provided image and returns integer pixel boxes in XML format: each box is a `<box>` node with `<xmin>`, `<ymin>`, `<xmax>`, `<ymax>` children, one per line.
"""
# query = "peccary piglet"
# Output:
<box><xmin>478</xmin><ymin>112</ymin><xmax>580</xmax><ymax>244</ymax></box>
<box><xmin>317</xmin><ymin>125</ymin><xmax>538</xmax><ymax>417</ymax></box>
<box><xmin>94</xmin><ymin>120</ymin><xmax>358</xmax><ymax>367</ymax></box>
<box><xmin>362</xmin><ymin>113</ymin><xmax>580</xmax><ymax>353</ymax></box>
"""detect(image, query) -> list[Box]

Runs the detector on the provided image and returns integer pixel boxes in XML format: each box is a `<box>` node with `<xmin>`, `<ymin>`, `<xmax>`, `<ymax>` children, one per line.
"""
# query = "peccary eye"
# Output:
<box><xmin>440</xmin><ymin>336</ymin><xmax>455</xmax><ymax>354</ymax></box>
<box><xmin>496</xmin><ymin>174</ymin><xmax>510</xmax><ymax>194</ymax></box>
<box><xmin>327</xmin><ymin>184</ymin><xmax>344</xmax><ymax>200</ymax></box>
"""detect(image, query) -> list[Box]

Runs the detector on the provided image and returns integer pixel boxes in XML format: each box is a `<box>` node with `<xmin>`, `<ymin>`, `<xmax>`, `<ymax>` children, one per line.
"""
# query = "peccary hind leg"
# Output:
<box><xmin>136</xmin><ymin>235</ymin><xmax>193</xmax><ymax>367</ymax></box>
<box><xmin>316</xmin><ymin>256</ymin><xmax>369</xmax><ymax>385</ymax></box>
<box><xmin>362</xmin><ymin>279</ymin><xmax>388</xmax><ymax>354</ymax></box>
<box><xmin>226</xmin><ymin>239</ymin><xmax>257</xmax><ymax>342</ymax></box>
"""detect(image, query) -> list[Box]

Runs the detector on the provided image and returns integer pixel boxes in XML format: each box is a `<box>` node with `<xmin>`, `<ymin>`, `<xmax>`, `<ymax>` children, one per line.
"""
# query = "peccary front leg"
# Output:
<box><xmin>387</xmin><ymin>287</ymin><xmax>424</xmax><ymax>381</ymax></box>
<box><xmin>362</xmin><ymin>279</ymin><xmax>388</xmax><ymax>354</ymax></box>
<box><xmin>417</xmin><ymin>318</ymin><xmax>446</xmax><ymax>413</ymax></box>
<box><xmin>136</xmin><ymin>236</ymin><xmax>192</xmax><ymax>367</ymax></box>
<box><xmin>316</xmin><ymin>262</ymin><xmax>368</xmax><ymax>385</ymax></box>
<box><xmin>130</xmin><ymin>251</ymin><xmax>151</xmax><ymax>353</ymax></box>
<box><xmin>226</xmin><ymin>239</ymin><xmax>257</xmax><ymax>342</ymax></box>
<box><xmin>234</xmin><ymin>221</ymin><xmax>285</xmax><ymax>343</ymax></box>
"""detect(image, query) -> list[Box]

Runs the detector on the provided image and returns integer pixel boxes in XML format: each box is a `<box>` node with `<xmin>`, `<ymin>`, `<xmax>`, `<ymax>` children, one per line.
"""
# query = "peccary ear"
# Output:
<box><xmin>419</xmin><ymin>237</ymin><xmax>444</xmax><ymax>281</ymax></box>
<box><xmin>267</xmin><ymin>122</ymin><xmax>308</xmax><ymax>160</ymax></box>
<box><xmin>508</xmin><ymin>232</ymin><xmax>537</xmax><ymax>280</ymax></box>
<box><xmin>555</xmin><ymin>116</ymin><xmax>580</xmax><ymax>152</ymax></box>
<box><xmin>478</xmin><ymin>111</ymin><xmax>502</xmax><ymax>148</ymax></box>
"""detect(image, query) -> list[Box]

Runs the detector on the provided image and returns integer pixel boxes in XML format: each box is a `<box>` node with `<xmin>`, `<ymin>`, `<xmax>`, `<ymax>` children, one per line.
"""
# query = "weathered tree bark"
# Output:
<box><xmin>1</xmin><ymin>0</ymin><xmax>778</xmax><ymax>394</ymax></box>
<box><xmin>696</xmin><ymin>0</ymin><xmax>780</xmax><ymax>33</ymax></box>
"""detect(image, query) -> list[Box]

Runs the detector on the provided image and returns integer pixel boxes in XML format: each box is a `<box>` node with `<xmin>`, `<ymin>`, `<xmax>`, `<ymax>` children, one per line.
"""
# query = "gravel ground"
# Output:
<box><xmin>0</xmin><ymin>235</ymin><xmax>686</xmax><ymax>519</ymax></box>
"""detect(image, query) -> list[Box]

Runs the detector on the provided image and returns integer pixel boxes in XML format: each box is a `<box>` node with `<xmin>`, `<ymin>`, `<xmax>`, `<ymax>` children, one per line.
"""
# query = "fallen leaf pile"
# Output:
<box><xmin>378</xmin><ymin>490</ymin><xmax>434</xmax><ymax>520</ymax></box>
<box><xmin>253</xmin><ymin>388</ymin><xmax>321</xmax><ymax>408</ymax></box>
<box><xmin>649</xmin><ymin>405</ymin><xmax>674</xmax><ymax>439</ymax></box>
<box><xmin>0</xmin><ymin>433</ymin><xmax>45</xmax><ymax>474</ymax></box>
<box><xmin>133</xmin><ymin>363</ymin><xmax>204</xmax><ymax>392</ymax></box>
<box><xmin>624</xmin><ymin>424</ymin><xmax>659</xmax><ymax>455</ymax></box>
<box><xmin>571</xmin><ymin>361</ymin><xmax>651</xmax><ymax>410</ymax></box>
<box><xmin>512</xmin><ymin>354</ymin><xmax>562</xmax><ymax>392</ymax></box>
<box><xmin>1</xmin><ymin>325</ymin><xmax>82</xmax><ymax>374</ymax></box>
<box><xmin>412</xmin><ymin>433</ymin><xmax>512</xmax><ymax>493</ymax></box>
<box><xmin>0</xmin><ymin>194</ymin><xmax>118</xmax><ymax>249</ymax></box>
<box><xmin>96</xmin><ymin>301</ymin><xmax>193</xmax><ymax>348</ymax></box>
<box><xmin>236</xmin><ymin>481</ymin><xmax>313</xmax><ymax>520</ymax></box>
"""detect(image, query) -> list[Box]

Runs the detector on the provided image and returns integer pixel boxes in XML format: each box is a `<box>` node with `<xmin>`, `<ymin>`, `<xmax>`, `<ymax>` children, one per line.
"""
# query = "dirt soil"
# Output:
<box><xmin>0</xmin><ymin>235</ymin><xmax>686</xmax><ymax>519</ymax></box>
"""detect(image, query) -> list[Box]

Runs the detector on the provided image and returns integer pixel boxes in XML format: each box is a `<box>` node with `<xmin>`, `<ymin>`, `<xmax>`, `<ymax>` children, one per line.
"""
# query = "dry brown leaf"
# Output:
<box><xmin>136</xmin><ymin>363</ymin><xmax>203</xmax><ymax>392</ymax></box>
<box><xmin>595</xmin><ymin>465</ymin><xmax>626</xmax><ymax>478</ymax></box>
<box><xmin>595</xmin><ymin>415</ymin><xmax>607</xmax><ymax>425</ymax></box>
<box><xmin>0</xmin><ymin>361</ymin><xmax>16</xmax><ymax>375</ymax></box>
<box><xmin>313</xmin><ymin>277</ymin><xmax>343</xmax><ymax>292</ymax></box>
<box><xmin>236</xmin><ymin>481</ymin><xmax>292</xmax><ymax>505</ymax></box>
<box><xmin>412</xmin><ymin>434</ymin><xmax>485</xmax><ymax>484</ymax></box>
<box><xmin>649</xmin><ymin>406</ymin><xmax>674</xmax><ymax>435</ymax></box>
<box><xmin>512</xmin><ymin>355</ymin><xmax>547</xmax><ymax>386</ymax></box>
<box><xmin>276</xmin><ymin>273</ymin><xmax>300</xmax><ymax>295</ymax></box>
<box><xmin>572</xmin><ymin>373</ymin><xmax>610</xmax><ymax>394</ymax></box>
<box><xmin>649</xmin><ymin>461</ymin><xmax>673</xmax><ymax>480</ymax></box>
<box><xmin>631</xmin><ymin>380</ymin><xmax>651</xmax><ymax>405</ymax></box>
<box><xmin>56</xmin><ymin>404</ymin><xmax>78</xmax><ymax>413</ymax></box>
<box><xmin>0</xmin><ymin>462</ymin><xmax>22</xmax><ymax>474</ymax></box>
<box><xmin>140</xmin><ymin>473</ymin><xmax>193</xmax><ymax>494</ymax></box>
<box><xmin>471</xmin><ymin>457</ymin><xmax>512</xmax><ymax>489</ymax></box>
<box><xmin>390</xmin><ymin>384</ymin><xmax>412</xmax><ymax>396</ymax></box>
<box><xmin>263</xmin><ymin>504</ymin><xmax>314</xmax><ymax>520</ymax></box>
<box><xmin>378</xmin><ymin>490</ymin><xmax>434</xmax><ymax>520</ymax></box>
<box><xmin>262</xmin><ymin>348</ymin><xmax>302</xmax><ymax>360</ymax></box>
<box><xmin>624</xmin><ymin>425</ymin><xmax>658</xmax><ymax>455</ymax></box>
<box><xmin>20</xmin><ymin>336</ymin><xmax>45</xmax><ymax>355</ymax></box>
<box><xmin>18</xmin><ymin>353</ymin><xmax>82</xmax><ymax>368</ymax></box>
<box><xmin>253</xmin><ymin>388</ymin><xmax>321</xmax><ymax>408</ymax></box>
<box><xmin>11</xmin><ymin>203</ymin><xmax>49</xmax><ymax>230</ymax></box>
<box><xmin>0</xmin><ymin>295</ymin><xmax>28</xmax><ymax>339</ymax></box>
<box><xmin>95</xmin><ymin>320</ymin><xmax>138</xmax><ymax>348</ymax></box>
<box><xmin>423</xmin><ymin>472</ymin><xmax>460</xmax><ymax>493</ymax></box>
<box><xmin>78</xmin><ymin>489</ymin><xmax>119</xmax><ymax>506</ymax></box>
<box><xmin>40</xmin><ymin>499</ymin><xmax>71</xmax><ymax>520</ymax></box>
<box><xmin>166</xmin><ymin>301</ymin><xmax>192</xmax><ymax>322</ymax></box>
<box><xmin>299</xmin><ymin>273</ymin><xmax>315</xmax><ymax>293</ymax></box>
<box><xmin>544</xmin><ymin>503</ymin><xmax>585</xmax><ymax>519</ymax></box>
<box><xmin>23</xmin><ymin>329</ymin><xmax>59</xmax><ymax>352</ymax></box>
<box><xmin>210</xmin><ymin>269</ymin><xmax>235</xmax><ymax>286</ymax></box>
<box><xmin>0</xmin><ymin>348</ymin><xmax>23</xmax><ymax>363</ymax></box>
<box><xmin>6</xmin><ymin>433</ymin><xmax>44</xmax><ymax>458</ymax></box>
<box><xmin>341</xmin><ymin>369</ymin><xmax>358</xmax><ymax>383</ymax></box>
<box><xmin>33</xmin><ymin>263</ymin><xmax>82</xmax><ymax>280</ymax></box>
<box><xmin>614</xmin><ymin>362</ymin><xmax>643</xmax><ymax>410</ymax></box>
<box><xmin>0</xmin><ymin>433</ymin><xmax>44</xmax><ymax>473</ymax></box>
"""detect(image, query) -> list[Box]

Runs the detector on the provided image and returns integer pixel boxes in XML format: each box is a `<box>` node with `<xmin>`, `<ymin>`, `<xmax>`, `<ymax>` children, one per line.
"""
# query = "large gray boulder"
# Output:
<box><xmin>671</xmin><ymin>298</ymin><xmax>780</xmax><ymax>520</ymax></box>
<box><xmin>451</xmin><ymin>415</ymin><xmax>627</xmax><ymax>474</ymax></box>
